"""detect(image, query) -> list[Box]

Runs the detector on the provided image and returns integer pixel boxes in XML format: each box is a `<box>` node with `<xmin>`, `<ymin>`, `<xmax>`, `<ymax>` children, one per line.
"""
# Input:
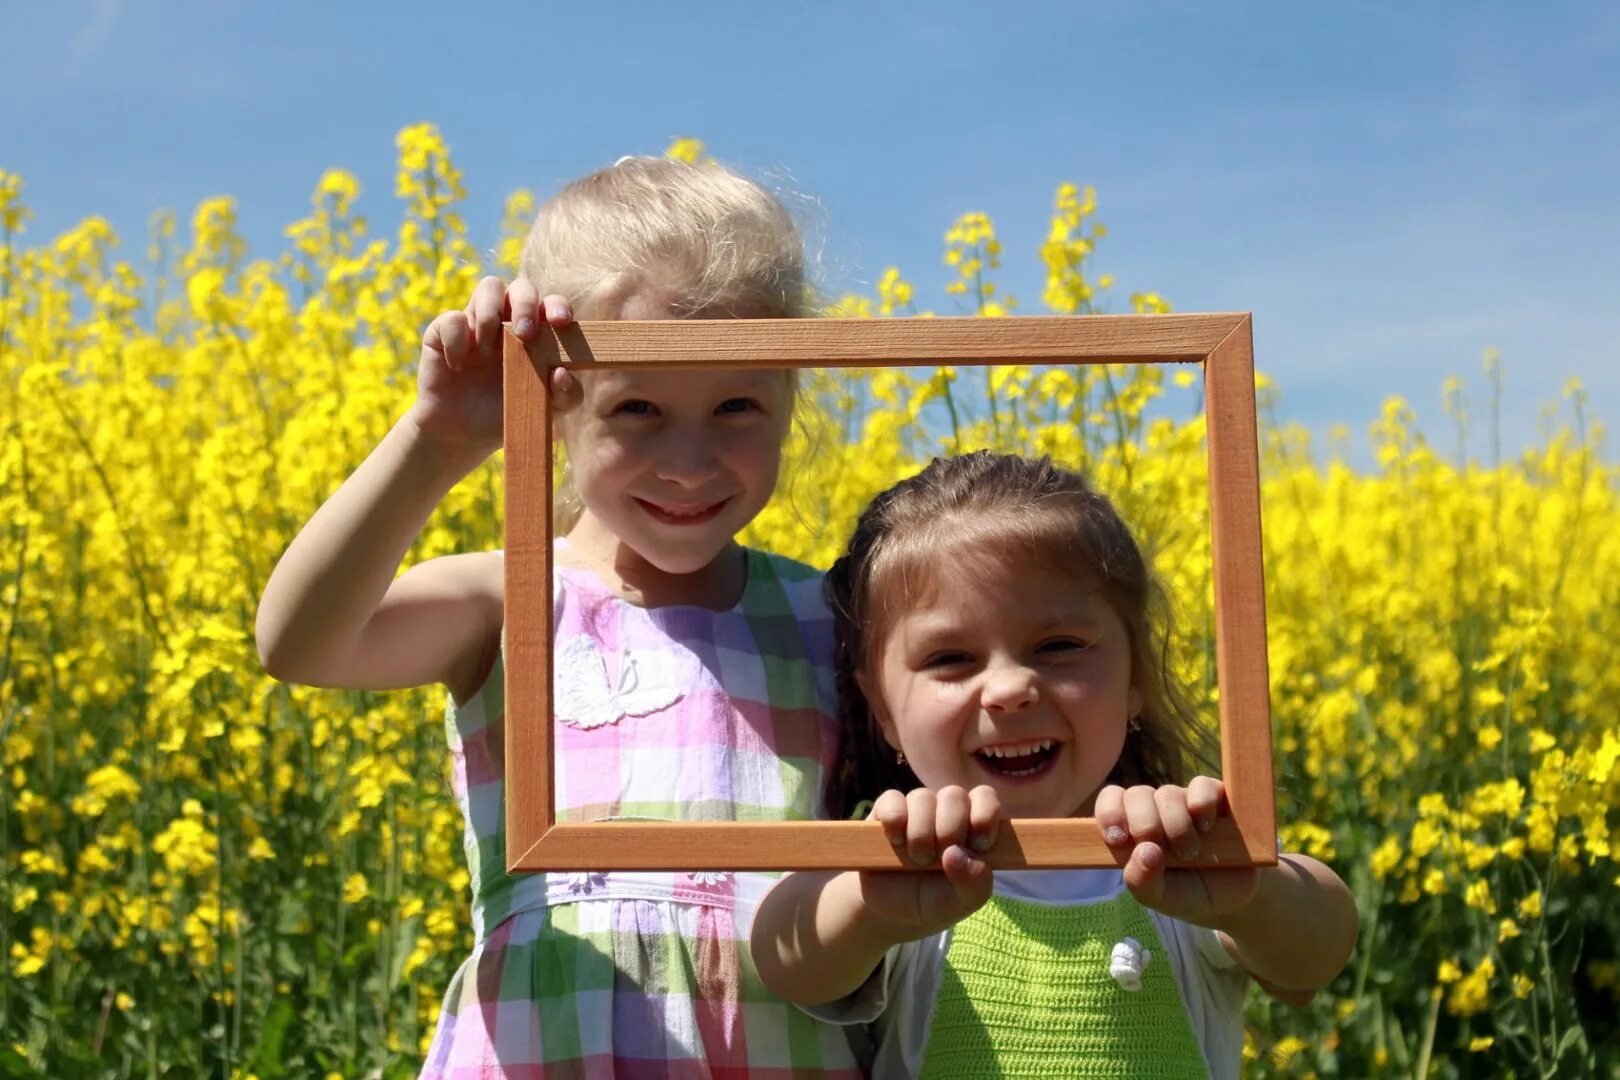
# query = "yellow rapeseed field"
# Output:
<box><xmin>1</xmin><ymin>130</ymin><xmax>1616</xmax><ymax>1078</ymax></box>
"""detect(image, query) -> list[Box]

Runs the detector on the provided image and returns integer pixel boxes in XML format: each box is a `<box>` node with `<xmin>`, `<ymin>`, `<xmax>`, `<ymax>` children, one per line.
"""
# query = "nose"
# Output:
<box><xmin>981</xmin><ymin>658</ymin><xmax>1039</xmax><ymax>712</ymax></box>
<box><xmin>653</xmin><ymin>430</ymin><xmax>721</xmax><ymax>489</ymax></box>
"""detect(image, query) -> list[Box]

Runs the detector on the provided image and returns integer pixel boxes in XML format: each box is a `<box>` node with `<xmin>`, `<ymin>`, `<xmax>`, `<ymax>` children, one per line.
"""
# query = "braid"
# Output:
<box><xmin>823</xmin><ymin>553</ymin><xmax>917</xmax><ymax>820</ymax></box>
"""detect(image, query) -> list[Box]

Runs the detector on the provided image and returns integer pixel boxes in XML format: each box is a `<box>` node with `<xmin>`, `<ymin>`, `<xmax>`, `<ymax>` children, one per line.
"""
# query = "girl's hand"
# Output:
<box><xmin>409</xmin><ymin>276</ymin><xmax>574</xmax><ymax>452</ymax></box>
<box><xmin>854</xmin><ymin>785</ymin><xmax>1001</xmax><ymax>944</ymax></box>
<box><xmin>1094</xmin><ymin>776</ymin><xmax>1261</xmax><ymax>928</ymax></box>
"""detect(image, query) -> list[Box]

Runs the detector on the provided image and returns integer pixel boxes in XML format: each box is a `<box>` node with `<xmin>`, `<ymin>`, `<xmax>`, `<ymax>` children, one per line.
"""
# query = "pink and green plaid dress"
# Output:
<box><xmin>420</xmin><ymin>547</ymin><xmax>867</xmax><ymax>1078</ymax></box>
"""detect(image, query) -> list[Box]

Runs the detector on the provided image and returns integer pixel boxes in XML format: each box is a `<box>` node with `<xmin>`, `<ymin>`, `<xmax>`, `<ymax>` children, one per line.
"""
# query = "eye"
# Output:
<box><xmin>923</xmin><ymin>650</ymin><xmax>974</xmax><ymax>671</ymax></box>
<box><xmin>715</xmin><ymin>397</ymin><xmax>761</xmax><ymax>415</ymax></box>
<box><xmin>612</xmin><ymin>399</ymin><xmax>657</xmax><ymax>417</ymax></box>
<box><xmin>1037</xmin><ymin>637</ymin><xmax>1092</xmax><ymax>656</ymax></box>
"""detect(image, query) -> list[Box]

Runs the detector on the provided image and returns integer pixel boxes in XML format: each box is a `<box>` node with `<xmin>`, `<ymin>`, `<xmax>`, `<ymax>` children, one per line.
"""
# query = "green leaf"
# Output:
<box><xmin>247</xmin><ymin>999</ymin><xmax>295</xmax><ymax>1079</ymax></box>
<box><xmin>0</xmin><ymin>1047</ymin><xmax>38</xmax><ymax>1078</ymax></box>
<box><xmin>386</xmin><ymin>917</ymin><xmax>419</xmax><ymax>993</ymax></box>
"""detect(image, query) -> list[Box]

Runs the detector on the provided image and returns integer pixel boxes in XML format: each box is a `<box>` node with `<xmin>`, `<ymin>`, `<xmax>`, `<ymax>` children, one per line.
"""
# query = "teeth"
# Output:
<box><xmin>981</xmin><ymin>739</ymin><xmax>1054</xmax><ymax>759</ymax></box>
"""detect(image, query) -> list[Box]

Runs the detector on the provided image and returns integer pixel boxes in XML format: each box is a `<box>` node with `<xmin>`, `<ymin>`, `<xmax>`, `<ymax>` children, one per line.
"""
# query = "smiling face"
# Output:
<box><xmin>860</xmin><ymin>550</ymin><xmax>1143</xmax><ymax>820</ymax></box>
<box><xmin>559</xmin><ymin>334</ymin><xmax>793</xmax><ymax>578</ymax></box>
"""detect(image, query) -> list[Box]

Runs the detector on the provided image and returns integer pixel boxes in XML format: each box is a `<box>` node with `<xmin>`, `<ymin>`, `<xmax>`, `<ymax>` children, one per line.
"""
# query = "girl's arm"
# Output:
<box><xmin>1208</xmin><ymin>852</ymin><xmax>1357</xmax><ymax>996</ymax></box>
<box><xmin>254</xmin><ymin>417</ymin><xmax>500</xmax><ymax>696</ymax></box>
<box><xmin>751</xmin><ymin>869</ymin><xmax>912</xmax><ymax>1006</ymax></box>
<box><xmin>751</xmin><ymin>786</ymin><xmax>999</xmax><ymax>1005</ymax></box>
<box><xmin>256</xmin><ymin>279</ymin><xmax>570</xmax><ymax>699</ymax></box>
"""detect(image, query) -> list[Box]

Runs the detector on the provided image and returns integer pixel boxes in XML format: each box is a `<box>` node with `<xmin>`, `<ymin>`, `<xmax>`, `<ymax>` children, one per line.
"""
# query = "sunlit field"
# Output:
<box><xmin>2</xmin><ymin>131</ymin><xmax>1615</xmax><ymax>1078</ymax></box>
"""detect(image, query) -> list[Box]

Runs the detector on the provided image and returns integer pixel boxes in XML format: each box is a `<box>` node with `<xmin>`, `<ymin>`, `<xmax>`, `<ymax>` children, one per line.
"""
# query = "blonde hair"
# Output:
<box><xmin>520</xmin><ymin>156</ymin><xmax>809</xmax><ymax>320</ymax></box>
<box><xmin>521</xmin><ymin>156</ymin><xmax>810</xmax><ymax>531</ymax></box>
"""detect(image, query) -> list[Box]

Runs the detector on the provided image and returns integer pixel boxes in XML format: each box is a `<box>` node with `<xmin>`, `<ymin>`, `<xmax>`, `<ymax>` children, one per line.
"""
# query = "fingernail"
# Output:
<box><xmin>911</xmin><ymin>849</ymin><xmax>933</xmax><ymax>867</ymax></box>
<box><xmin>1183</xmin><ymin>841</ymin><xmax>1202</xmax><ymax>861</ymax></box>
<box><xmin>1198</xmin><ymin>818</ymin><xmax>1214</xmax><ymax>833</ymax></box>
<box><xmin>1105</xmin><ymin>827</ymin><xmax>1128</xmax><ymax>845</ymax></box>
<box><xmin>515</xmin><ymin>317</ymin><xmax>536</xmax><ymax>337</ymax></box>
<box><xmin>889</xmin><ymin>832</ymin><xmax>904</xmax><ymax>847</ymax></box>
<box><xmin>970</xmin><ymin>833</ymin><xmax>993</xmax><ymax>853</ymax></box>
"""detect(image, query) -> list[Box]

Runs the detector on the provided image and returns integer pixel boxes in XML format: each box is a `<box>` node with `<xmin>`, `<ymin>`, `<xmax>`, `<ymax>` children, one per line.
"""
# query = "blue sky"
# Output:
<box><xmin>5</xmin><ymin>0</ymin><xmax>1616</xmax><ymax>461</ymax></box>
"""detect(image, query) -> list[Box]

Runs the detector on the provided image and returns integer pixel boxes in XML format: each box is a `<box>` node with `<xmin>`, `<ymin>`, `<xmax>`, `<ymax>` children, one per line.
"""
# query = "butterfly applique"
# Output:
<box><xmin>554</xmin><ymin>635</ymin><xmax>683</xmax><ymax>730</ymax></box>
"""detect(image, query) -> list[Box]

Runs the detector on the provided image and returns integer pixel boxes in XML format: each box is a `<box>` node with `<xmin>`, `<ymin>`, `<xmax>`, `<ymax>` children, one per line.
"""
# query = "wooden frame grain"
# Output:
<box><xmin>503</xmin><ymin>314</ymin><xmax>1275</xmax><ymax>871</ymax></box>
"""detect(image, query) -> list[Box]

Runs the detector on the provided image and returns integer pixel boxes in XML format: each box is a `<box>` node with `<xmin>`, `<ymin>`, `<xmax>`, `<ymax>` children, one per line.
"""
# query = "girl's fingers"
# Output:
<box><xmin>1093</xmin><ymin>784</ymin><xmax>1130</xmax><ymax>850</ymax></box>
<box><xmin>505</xmin><ymin>278</ymin><xmax>542</xmax><ymax>338</ymax></box>
<box><xmin>871</xmin><ymin>789</ymin><xmax>908</xmax><ymax>850</ymax></box>
<box><xmin>904</xmin><ymin>788</ymin><xmax>938</xmax><ymax>867</ymax></box>
<box><xmin>938</xmin><ymin>845</ymin><xmax>993</xmax><ymax>909</ymax></box>
<box><xmin>933</xmin><ymin>786</ymin><xmax>970</xmax><ymax>853</ymax></box>
<box><xmin>1122</xmin><ymin>785</ymin><xmax>1168</xmax><ymax>849</ymax></box>
<box><xmin>1122</xmin><ymin>840</ymin><xmax>1166</xmax><ymax>908</ymax></box>
<box><xmin>426</xmin><ymin>311</ymin><xmax>472</xmax><ymax>373</ymax></box>
<box><xmin>1154</xmin><ymin>785</ymin><xmax>1200</xmax><ymax>861</ymax></box>
<box><xmin>542</xmin><ymin>293</ymin><xmax>575</xmax><ymax>327</ymax></box>
<box><xmin>966</xmin><ymin>785</ymin><xmax>1001</xmax><ymax>854</ymax></box>
<box><xmin>1186</xmin><ymin>776</ymin><xmax>1225</xmax><ymax>834</ymax></box>
<box><xmin>505</xmin><ymin>275</ymin><xmax>544</xmax><ymax>333</ymax></box>
<box><xmin>467</xmin><ymin>276</ymin><xmax>507</xmax><ymax>358</ymax></box>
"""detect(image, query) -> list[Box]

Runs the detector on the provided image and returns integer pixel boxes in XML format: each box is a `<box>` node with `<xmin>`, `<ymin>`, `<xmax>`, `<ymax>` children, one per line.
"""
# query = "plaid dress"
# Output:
<box><xmin>420</xmin><ymin>548</ymin><xmax>867</xmax><ymax>1079</ymax></box>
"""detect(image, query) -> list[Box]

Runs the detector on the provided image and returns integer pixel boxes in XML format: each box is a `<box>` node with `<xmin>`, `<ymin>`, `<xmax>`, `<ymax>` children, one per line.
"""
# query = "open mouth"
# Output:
<box><xmin>974</xmin><ymin>739</ymin><xmax>1061</xmax><ymax>779</ymax></box>
<box><xmin>635</xmin><ymin>497</ymin><xmax>729</xmax><ymax>526</ymax></box>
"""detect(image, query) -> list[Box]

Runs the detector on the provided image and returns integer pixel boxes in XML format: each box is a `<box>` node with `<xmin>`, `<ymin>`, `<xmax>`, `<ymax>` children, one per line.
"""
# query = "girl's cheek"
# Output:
<box><xmin>898</xmin><ymin>685</ymin><xmax>967</xmax><ymax>739</ymax></box>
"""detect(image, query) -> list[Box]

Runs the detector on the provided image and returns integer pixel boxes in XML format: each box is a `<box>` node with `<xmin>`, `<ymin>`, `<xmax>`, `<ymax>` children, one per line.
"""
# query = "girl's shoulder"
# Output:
<box><xmin>746</xmin><ymin>547</ymin><xmax>824</xmax><ymax>584</ymax></box>
<box><xmin>743</xmin><ymin>547</ymin><xmax>831</xmax><ymax>619</ymax></box>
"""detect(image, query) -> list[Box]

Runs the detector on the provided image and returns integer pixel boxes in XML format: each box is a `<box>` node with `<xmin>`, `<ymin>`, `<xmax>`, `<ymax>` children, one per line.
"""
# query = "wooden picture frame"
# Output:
<box><xmin>502</xmin><ymin>314</ymin><xmax>1276</xmax><ymax>871</ymax></box>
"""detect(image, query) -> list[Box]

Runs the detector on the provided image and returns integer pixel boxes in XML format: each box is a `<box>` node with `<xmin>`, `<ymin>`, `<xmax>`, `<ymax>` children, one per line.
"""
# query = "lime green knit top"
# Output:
<box><xmin>919</xmin><ymin>891</ymin><xmax>1208</xmax><ymax>1078</ymax></box>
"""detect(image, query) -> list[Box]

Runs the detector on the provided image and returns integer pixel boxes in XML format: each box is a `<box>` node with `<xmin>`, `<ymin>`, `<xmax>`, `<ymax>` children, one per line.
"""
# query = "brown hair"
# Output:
<box><xmin>822</xmin><ymin>450</ymin><xmax>1216</xmax><ymax>820</ymax></box>
<box><xmin>521</xmin><ymin>156</ymin><xmax>811</xmax><ymax>531</ymax></box>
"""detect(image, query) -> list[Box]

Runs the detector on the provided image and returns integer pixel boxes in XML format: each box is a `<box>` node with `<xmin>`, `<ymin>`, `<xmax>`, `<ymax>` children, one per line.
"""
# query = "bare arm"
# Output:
<box><xmin>1211</xmin><ymin>853</ymin><xmax>1358</xmax><ymax>996</ymax></box>
<box><xmin>256</xmin><ymin>279</ymin><xmax>571</xmax><ymax>699</ymax></box>
<box><xmin>254</xmin><ymin>416</ymin><xmax>500</xmax><ymax>696</ymax></box>
<box><xmin>751</xmin><ymin>870</ymin><xmax>909</xmax><ymax>1006</ymax></box>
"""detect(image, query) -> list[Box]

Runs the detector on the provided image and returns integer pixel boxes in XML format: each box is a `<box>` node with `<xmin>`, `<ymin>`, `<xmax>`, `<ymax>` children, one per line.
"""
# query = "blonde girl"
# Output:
<box><xmin>751</xmin><ymin>450</ymin><xmax>1357</xmax><ymax>1079</ymax></box>
<box><xmin>258</xmin><ymin>157</ymin><xmax>864</xmax><ymax>1077</ymax></box>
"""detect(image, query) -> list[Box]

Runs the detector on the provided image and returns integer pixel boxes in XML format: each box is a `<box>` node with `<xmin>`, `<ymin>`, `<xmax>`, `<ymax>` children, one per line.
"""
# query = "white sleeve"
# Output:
<box><xmin>797</xmin><ymin>933</ymin><xmax>948</xmax><ymax>1080</ymax></box>
<box><xmin>798</xmin><ymin>944</ymin><xmax>906</xmax><ymax>1025</ymax></box>
<box><xmin>1152</xmin><ymin>914</ymin><xmax>1250</xmax><ymax>1080</ymax></box>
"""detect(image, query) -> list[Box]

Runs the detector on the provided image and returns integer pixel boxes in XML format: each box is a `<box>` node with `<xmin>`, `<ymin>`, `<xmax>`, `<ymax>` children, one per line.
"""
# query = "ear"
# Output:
<box><xmin>1127</xmin><ymin>683</ymin><xmax>1144</xmax><ymax>725</ymax></box>
<box><xmin>855</xmin><ymin>670</ymin><xmax>902</xmax><ymax>752</ymax></box>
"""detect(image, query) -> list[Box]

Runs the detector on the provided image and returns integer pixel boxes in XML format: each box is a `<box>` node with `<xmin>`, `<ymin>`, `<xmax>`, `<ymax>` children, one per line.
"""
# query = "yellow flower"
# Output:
<box><xmin>1447</xmin><ymin>957</ymin><xmax>1495</xmax><ymax>1016</ymax></box>
<box><xmin>1463</xmin><ymin>879</ymin><xmax>1496</xmax><ymax>914</ymax></box>
<box><xmin>342</xmin><ymin>873</ymin><xmax>369</xmax><ymax>905</ymax></box>
<box><xmin>1518</xmin><ymin>890</ymin><xmax>1543</xmax><ymax>919</ymax></box>
<box><xmin>1268</xmin><ymin>1036</ymin><xmax>1308</xmax><ymax>1068</ymax></box>
<box><xmin>1469</xmin><ymin>1036</ymin><xmax>1495</xmax><ymax>1052</ymax></box>
<box><xmin>1369</xmin><ymin>836</ymin><xmax>1403</xmax><ymax>879</ymax></box>
<box><xmin>664</xmin><ymin>138</ymin><xmax>707</xmax><ymax>165</ymax></box>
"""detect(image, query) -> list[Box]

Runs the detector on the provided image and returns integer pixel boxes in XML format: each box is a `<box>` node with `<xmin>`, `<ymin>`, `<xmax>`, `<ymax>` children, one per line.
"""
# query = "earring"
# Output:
<box><xmin>896</xmin><ymin>749</ymin><xmax>907</xmax><ymax>766</ymax></box>
<box><xmin>1127</xmin><ymin>717</ymin><xmax>1143</xmax><ymax>734</ymax></box>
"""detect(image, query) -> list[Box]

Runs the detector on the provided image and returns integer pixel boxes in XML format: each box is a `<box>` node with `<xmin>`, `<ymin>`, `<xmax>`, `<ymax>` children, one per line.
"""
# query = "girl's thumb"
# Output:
<box><xmin>940</xmin><ymin>845</ymin><xmax>994</xmax><ymax>910</ymax></box>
